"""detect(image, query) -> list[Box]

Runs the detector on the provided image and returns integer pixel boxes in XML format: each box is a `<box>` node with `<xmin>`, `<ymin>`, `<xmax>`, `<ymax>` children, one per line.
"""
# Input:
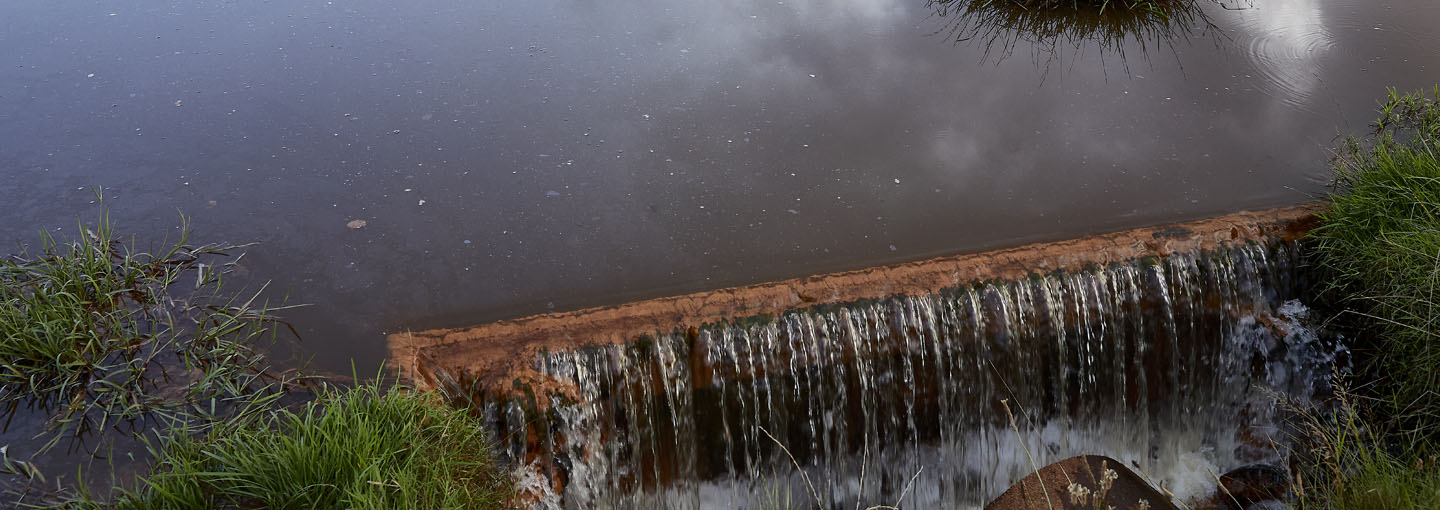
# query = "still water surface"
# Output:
<box><xmin>1</xmin><ymin>0</ymin><xmax>1436</xmax><ymax>372</ymax></box>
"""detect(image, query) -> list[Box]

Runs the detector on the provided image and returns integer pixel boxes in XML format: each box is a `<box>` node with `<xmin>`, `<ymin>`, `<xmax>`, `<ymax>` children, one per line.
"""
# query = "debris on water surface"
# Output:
<box><xmin>346</xmin><ymin>219</ymin><xmax>367</xmax><ymax>229</ymax></box>
<box><xmin>417</xmin><ymin>199</ymin><xmax>426</xmax><ymax>206</ymax></box>
<box><xmin>174</xmin><ymin>100</ymin><xmax>182</xmax><ymax>107</ymax></box>
<box><xmin>546</xmin><ymin>190</ymin><xmax>561</xmax><ymax>197</ymax></box>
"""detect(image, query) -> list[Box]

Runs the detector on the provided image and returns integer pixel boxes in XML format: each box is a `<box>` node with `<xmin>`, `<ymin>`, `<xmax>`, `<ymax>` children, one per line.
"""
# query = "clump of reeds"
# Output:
<box><xmin>0</xmin><ymin>196</ymin><xmax>300</xmax><ymax>456</ymax></box>
<box><xmin>926</xmin><ymin>0</ymin><xmax>1215</xmax><ymax>66</ymax></box>
<box><xmin>1311</xmin><ymin>86</ymin><xmax>1440</xmax><ymax>442</ymax></box>
<box><xmin>1296</xmin><ymin>87</ymin><xmax>1440</xmax><ymax>507</ymax></box>
<box><xmin>1287</xmin><ymin>376</ymin><xmax>1440</xmax><ymax>508</ymax></box>
<box><xmin>99</xmin><ymin>380</ymin><xmax>513</xmax><ymax>510</ymax></box>
<box><xmin>1</xmin><ymin>199</ymin><xmax>514</xmax><ymax>508</ymax></box>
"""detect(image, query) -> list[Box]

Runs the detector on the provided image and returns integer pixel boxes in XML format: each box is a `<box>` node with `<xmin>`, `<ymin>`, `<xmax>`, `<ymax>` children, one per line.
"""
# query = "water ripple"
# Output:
<box><xmin>1230</xmin><ymin>0</ymin><xmax>1335</xmax><ymax>113</ymax></box>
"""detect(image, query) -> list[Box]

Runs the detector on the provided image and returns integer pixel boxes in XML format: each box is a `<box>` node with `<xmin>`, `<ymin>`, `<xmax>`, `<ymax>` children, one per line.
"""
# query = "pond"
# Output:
<box><xmin>1</xmin><ymin>0</ymin><xmax>1436</xmax><ymax>376</ymax></box>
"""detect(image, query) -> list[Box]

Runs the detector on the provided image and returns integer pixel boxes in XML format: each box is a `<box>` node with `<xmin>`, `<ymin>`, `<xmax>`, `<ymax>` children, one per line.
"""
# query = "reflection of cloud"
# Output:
<box><xmin>8</xmin><ymin>0</ymin><xmax>1401</xmax><ymax>353</ymax></box>
<box><xmin>1232</xmin><ymin>0</ymin><xmax>1333</xmax><ymax>112</ymax></box>
<box><xmin>554</xmin><ymin>0</ymin><xmax>1341</xmax><ymax>277</ymax></box>
<box><xmin>785</xmin><ymin>0</ymin><xmax>907</xmax><ymax>25</ymax></box>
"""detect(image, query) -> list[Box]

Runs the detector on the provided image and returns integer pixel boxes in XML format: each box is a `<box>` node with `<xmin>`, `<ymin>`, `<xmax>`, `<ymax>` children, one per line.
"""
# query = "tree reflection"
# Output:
<box><xmin>927</xmin><ymin>0</ymin><xmax>1222</xmax><ymax>70</ymax></box>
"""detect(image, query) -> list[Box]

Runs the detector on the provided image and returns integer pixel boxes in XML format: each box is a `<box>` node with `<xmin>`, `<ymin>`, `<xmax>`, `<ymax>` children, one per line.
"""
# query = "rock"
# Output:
<box><xmin>1196</xmin><ymin>464</ymin><xmax>1290</xmax><ymax>509</ymax></box>
<box><xmin>986</xmin><ymin>455</ymin><xmax>1178</xmax><ymax>510</ymax></box>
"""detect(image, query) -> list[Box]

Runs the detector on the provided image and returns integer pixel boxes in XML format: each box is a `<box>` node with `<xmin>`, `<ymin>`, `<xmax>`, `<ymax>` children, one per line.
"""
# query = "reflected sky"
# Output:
<box><xmin>1232</xmin><ymin>0</ymin><xmax>1332</xmax><ymax>112</ymax></box>
<box><xmin>1</xmin><ymin>0</ymin><xmax>1437</xmax><ymax>371</ymax></box>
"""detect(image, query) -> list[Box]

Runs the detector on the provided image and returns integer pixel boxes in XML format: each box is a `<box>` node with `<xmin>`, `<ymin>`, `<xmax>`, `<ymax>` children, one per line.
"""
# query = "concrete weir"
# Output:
<box><xmin>388</xmin><ymin>204</ymin><xmax>1321</xmax><ymax>394</ymax></box>
<box><xmin>388</xmin><ymin>204</ymin><xmax>1331</xmax><ymax>508</ymax></box>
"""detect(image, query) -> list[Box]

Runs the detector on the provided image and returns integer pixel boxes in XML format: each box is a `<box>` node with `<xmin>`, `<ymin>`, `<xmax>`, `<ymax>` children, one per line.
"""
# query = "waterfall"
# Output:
<box><xmin>441</xmin><ymin>241</ymin><xmax>1339</xmax><ymax>509</ymax></box>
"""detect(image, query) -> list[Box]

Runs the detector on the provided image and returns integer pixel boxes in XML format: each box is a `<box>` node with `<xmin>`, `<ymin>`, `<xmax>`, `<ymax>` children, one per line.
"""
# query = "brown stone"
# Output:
<box><xmin>986</xmin><ymin>455</ymin><xmax>1178</xmax><ymax>510</ymax></box>
<box><xmin>1194</xmin><ymin>464</ymin><xmax>1291</xmax><ymax>510</ymax></box>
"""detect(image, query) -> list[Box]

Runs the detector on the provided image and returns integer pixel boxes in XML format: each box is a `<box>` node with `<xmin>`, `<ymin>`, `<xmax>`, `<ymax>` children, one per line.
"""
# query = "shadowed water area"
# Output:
<box><xmin>0</xmin><ymin>0</ymin><xmax>1435</xmax><ymax>377</ymax></box>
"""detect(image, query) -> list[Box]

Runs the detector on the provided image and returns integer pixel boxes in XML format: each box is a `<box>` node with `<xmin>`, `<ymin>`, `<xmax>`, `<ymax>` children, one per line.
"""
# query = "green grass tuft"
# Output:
<box><xmin>1290</xmin><ymin>382</ymin><xmax>1440</xmax><ymax>509</ymax></box>
<box><xmin>0</xmin><ymin>198</ymin><xmax>298</xmax><ymax>456</ymax></box>
<box><xmin>104</xmin><ymin>382</ymin><xmax>513</xmax><ymax>510</ymax></box>
<box><xmin>1299</xmin><ymin>87</ymin><xmax>1440</xmax><ymax>508</ymax></box>
<box><xmin>1</xmin><ymin>202</ymin><xmax>512</xmax><ymax>509</ymax></box>
<box><xmin>1310</xmin><ymin>87</ymin><xmax>1440</xmax><ymax>442</ymax></box>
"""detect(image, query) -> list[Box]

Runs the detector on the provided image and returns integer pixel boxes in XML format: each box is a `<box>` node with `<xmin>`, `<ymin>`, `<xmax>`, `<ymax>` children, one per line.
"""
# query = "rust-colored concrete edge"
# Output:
<box><xmin>389</xmin><ymin>204</ymin><xmax>1325</xmax><ymax>392</ymax></box>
